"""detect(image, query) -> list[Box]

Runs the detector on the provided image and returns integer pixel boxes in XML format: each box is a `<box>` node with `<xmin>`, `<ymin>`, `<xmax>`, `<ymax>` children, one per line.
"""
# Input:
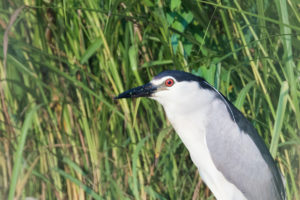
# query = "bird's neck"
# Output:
<box><xmin>161</xmin><ymin>89</ymin><xmax>216</xmax><ymax>116</ymax></box>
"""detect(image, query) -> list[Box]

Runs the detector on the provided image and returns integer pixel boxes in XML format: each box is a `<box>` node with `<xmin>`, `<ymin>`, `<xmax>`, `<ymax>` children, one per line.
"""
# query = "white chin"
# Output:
<box><xmin>149</xmin><ymin>95</ymin><xmax>165</xmax><ymax>105</ymax></box>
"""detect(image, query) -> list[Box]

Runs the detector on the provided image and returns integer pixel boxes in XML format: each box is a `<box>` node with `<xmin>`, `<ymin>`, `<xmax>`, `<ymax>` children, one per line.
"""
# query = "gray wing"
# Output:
<box><xmin>205</xmin><ymin>96</ymin><xmax>285</xmax><ymax>200</ymax></box>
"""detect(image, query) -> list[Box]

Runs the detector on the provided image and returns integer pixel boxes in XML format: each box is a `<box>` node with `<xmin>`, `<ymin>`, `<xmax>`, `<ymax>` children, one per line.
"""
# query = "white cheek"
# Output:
<box><xmin>150</xmin><ymin>90</ymin><xmax>169</xmax><ymax>105</ymax></box>
<box><xmin>150</xmin><ymin>82</ymin><xmax>216</xmax><ymax>114</ymax></box>
<box><xmin>151</xmin><ymin>86</ymin><xmax>185</xmax><ymax>108</ymax></box>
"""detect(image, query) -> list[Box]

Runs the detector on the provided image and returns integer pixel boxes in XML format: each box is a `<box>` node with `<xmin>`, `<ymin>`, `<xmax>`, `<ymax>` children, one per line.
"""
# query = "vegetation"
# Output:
<box><xmin>0</xmin><ymin>0</ymin><xmax>299</xmax><ymax>199</ymax></box>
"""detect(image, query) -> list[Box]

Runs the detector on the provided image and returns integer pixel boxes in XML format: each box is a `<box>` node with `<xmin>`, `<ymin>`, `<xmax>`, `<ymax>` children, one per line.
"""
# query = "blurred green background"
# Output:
<box><xmin>0</xmin><ymin>0</ymin><xmax>299</xmax><ymax>199</ymax></box>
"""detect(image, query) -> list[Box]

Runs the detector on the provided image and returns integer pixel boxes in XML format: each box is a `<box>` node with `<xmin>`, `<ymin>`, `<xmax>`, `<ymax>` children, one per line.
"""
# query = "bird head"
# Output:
<box><xmin>115</xmin><ymin>70</ymin><xmax>213</xmax><ymax>110</ymax></box>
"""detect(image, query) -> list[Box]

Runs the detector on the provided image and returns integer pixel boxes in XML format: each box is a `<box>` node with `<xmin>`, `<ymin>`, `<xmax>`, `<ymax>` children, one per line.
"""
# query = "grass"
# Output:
<box><xmin>0</xmin><ymin>0</ymin><xmax>299</xmax><ymax>199</ymax></box>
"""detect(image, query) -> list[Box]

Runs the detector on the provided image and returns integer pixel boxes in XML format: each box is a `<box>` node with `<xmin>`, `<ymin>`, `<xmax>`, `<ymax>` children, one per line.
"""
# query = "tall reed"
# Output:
<box><xmin>0</xmin><ymin>0</ymin><xmax>299</xmax><ymax>199</ymax></box>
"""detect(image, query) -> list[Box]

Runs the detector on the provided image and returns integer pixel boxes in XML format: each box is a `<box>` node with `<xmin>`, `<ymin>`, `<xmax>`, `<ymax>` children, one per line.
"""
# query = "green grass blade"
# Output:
<box><xmin>132</xmin><ymin>136</ymin><xmax>149</xmax><ymax>200</ymax></box>
<box><xmin>80</xmin><ymin>38</ymin><xmax>103</xmax><ymax>64</ymax></box>
<box><xmin>275</xmin><ymin>0</ymin><xmax>300</xmax><ymax>128</ymax></box>
<box><xmin>53</xmin><ymin>168</ymin><xmax>103</xmax><ymax>200</ymax></box>
<box><xmin>7</xmin><ymin>105</ymin><xmax>40</xmax><ymax>200</ymax></box>
<box><xmin>270</xmin><ymin>81</ymin><xmax>288</xmax><ymax>157</ymax></box>
<box><xmin>234</xmin><ymin>81</ymin><xmax>256</xmax><ymax>110</ymax></box>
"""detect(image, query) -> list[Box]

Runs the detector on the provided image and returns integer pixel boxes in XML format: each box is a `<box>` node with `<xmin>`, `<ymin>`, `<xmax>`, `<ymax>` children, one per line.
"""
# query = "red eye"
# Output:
<box><xmin>165</xmin><ymin>79</ymin><xmax>174</xmax><ymax>87</ymax></box>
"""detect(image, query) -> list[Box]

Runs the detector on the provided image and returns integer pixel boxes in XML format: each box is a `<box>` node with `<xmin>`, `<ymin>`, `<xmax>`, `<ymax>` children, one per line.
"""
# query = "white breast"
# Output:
<box><xmin>161</xmin><ymin>89</ymin><xmax>247</xmax><ymax>200</ymax></box>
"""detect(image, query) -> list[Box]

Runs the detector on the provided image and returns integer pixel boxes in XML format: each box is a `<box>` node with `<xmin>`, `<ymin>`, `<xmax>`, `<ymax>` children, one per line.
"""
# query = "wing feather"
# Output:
<box><xmin>204</xmin><ymin>91</ymin><xmax>285</xmax><ymax>200</ymax></box>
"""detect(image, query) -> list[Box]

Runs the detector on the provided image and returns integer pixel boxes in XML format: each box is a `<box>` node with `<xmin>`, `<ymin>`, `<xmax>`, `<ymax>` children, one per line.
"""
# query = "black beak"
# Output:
<box><xmin>114</xmin><ymin>83</ymin><xmax>157</xmax><ymax>99</ymax></box>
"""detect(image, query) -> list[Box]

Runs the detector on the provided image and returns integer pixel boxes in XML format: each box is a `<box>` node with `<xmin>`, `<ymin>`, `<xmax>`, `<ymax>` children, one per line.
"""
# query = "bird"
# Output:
<box><xmin>115</xmin><ymin>70</ymin><xmax>285</xmax><ymax>200</ymax></box>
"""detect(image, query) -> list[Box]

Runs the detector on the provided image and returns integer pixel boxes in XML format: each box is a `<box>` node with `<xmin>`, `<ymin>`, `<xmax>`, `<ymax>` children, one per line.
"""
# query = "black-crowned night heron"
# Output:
<box><xmin>115</xmin><ymin>70</ymin><xmax>285</xmax><ymax>200</ymax></box>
